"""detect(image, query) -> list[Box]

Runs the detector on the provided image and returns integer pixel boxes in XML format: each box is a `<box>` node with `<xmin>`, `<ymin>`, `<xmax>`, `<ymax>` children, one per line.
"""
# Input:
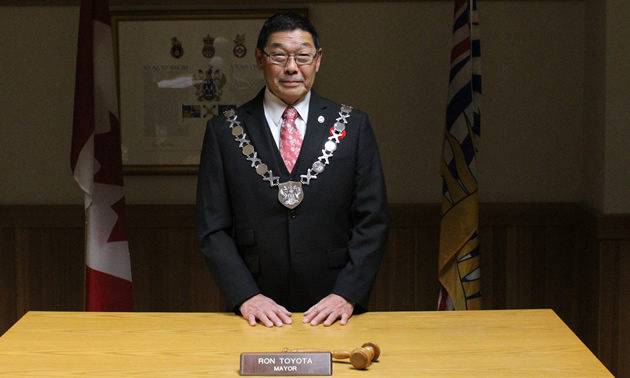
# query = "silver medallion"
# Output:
<box><xmin>312</xmin><ymin>161</ymin><xmax>325</xmax><ymax>174</ymax></box>
<box><xmin>242</xmin><ymin>144</ymin><xmax>254</xmax><ymax>156</ymax></box>
<box><xmin>256</xmin><ymin>163</ymin><xmax>268</xmax><ymax>176</ymax></box>
<box><xmin>278</xmin><ymin>181</ymin><xmax>303</xmax><ymax>209</ymax></box>
<box><xmin>324</xmin><ymin>141</ymin><xmax>337</xmax><ymax>152</ymax></box>
<box><xmin>232</xmin><ymin>125</ymin><xmax>243</xmax><ymax>136</ymax></box>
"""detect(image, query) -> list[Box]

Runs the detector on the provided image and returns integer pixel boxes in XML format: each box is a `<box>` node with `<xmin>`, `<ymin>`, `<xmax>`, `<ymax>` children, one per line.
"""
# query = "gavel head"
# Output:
<box><xmin>349</xmin><ymin>342</ymin><xmax>380</xmax><ymax>370</ymax></box>
<box><xmin>362</xmin><ymin>342</ymin><xmax>380</xmax><ymax>361</ymax></box>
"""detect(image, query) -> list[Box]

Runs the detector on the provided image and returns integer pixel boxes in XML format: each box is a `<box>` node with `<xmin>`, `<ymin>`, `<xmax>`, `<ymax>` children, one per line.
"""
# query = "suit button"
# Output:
<box><xmin>290</xmin><ymin>210</ymin><xmax>296</xmax><ymax>219</ymax></box>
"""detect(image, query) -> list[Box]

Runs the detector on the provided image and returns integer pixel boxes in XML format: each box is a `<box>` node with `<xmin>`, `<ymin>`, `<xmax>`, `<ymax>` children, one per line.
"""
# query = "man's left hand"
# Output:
<box><xmin>303</xmin><ymin>294</ymin><xmax>355</xmax><ymax>326</ymax></box>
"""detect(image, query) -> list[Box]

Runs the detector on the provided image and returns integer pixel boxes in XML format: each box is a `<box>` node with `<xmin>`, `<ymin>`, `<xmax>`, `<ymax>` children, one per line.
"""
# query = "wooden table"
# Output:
<box><xmin>0</xmin><ymin>310</ymin><xmax>612</xmax><ymax>377</ymax></box>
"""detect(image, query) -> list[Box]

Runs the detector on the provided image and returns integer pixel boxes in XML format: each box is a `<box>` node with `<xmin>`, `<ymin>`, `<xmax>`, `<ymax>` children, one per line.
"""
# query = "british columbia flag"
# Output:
<box><xmin>438</xmin><ymin>0</ymin><xmax>482</xmax><ymax>311</ymax></box>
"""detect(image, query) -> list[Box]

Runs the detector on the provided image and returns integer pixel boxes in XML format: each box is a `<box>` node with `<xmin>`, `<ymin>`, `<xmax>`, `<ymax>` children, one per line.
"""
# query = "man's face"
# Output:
<box><xmin>255</xmin><ymin>30</ymin><xmax>322</xmax><ymax>105</ymax></box>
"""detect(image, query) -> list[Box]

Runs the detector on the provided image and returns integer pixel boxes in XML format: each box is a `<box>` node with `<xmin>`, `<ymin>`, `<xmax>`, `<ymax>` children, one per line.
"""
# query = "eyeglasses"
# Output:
<box><xmin>262</xmin><ymin>50</ymin><xmax>318</xmax><ymax>66</ymax></box>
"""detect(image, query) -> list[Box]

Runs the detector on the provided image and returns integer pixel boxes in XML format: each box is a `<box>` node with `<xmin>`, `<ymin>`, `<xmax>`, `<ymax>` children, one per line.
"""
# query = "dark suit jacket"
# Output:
<box><xmin>196</xmin><ymin>89</ymin><xmax>388</xmax><ymax>313</ymax></box>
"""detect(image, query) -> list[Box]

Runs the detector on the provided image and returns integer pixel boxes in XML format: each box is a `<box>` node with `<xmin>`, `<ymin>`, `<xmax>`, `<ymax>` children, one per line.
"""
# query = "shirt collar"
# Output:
<box><xmin>263</xmin><ymin>87</ymin><xmax>311</xmax><ymax>127</ymax></box>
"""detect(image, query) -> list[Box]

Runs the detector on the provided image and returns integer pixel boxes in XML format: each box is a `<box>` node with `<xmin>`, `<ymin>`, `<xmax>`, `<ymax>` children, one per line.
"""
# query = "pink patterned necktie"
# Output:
<box><xmin>279</xmin><ymin>106</ymin><xmax>302</xmax><ymax>173</ymax></box>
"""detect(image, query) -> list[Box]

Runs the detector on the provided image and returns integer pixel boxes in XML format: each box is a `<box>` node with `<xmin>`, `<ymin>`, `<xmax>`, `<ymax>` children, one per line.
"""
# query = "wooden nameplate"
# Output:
<box><xmin>240</xmin><ymin>352</ymin><xmax>332</xmax><ymax>376</ymax></box>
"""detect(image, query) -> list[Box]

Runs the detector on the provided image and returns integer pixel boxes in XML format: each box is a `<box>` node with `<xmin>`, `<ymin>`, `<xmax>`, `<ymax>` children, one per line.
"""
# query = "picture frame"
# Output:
<box><xmin>111</xmin><ymin>9</ymin><xmax>307</xmax><ymax>175</ymax></box>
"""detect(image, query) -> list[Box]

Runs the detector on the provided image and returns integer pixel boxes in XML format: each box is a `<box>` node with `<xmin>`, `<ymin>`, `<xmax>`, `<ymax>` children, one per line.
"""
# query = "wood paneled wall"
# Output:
<box><xmin>584</xmin><ymin>212</ymin><xmax>630</xmax><ymax>376</ymax></box>
<box><xmin>1</xmin><ymin>203</ymin><xmax>628</xmax><ymax>376</ymax></box>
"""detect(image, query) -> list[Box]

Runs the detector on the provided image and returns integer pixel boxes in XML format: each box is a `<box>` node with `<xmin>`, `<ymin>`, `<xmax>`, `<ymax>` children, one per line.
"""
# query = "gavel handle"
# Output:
<box><xmin>332</xmin><ymin>350</ymin><xmax>351</xmax><ymax>359</ymax></box>
<box><xmin>282</xmin><ymin>348</ymin><xmax>351</xmax><ymax>360</ymax></box>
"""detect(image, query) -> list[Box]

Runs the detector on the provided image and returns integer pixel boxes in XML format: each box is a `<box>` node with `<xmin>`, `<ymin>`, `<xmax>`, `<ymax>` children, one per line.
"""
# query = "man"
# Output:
<box><xmin>196</xmin><ymin>12</ymin><xmax>388</xmax><ymax>327</ymax></box>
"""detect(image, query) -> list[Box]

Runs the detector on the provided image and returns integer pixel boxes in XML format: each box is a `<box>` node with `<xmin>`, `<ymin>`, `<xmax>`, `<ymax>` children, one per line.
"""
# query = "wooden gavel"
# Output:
<box><xmin>283</xmin><ymin>342</ymin><xmax>380</xmax><ymax>370</ymax></box>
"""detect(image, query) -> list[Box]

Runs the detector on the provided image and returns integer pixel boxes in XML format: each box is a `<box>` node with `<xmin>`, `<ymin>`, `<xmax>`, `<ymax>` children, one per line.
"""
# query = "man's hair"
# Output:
<box><xmin>256</xmin><ymin>12</ymin><xmax>320</xmax><ymax>50</ymax></box>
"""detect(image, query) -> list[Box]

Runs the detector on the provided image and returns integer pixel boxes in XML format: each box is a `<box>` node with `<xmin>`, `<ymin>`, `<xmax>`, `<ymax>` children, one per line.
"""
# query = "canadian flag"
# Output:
<box><xmin>71</xmin><ymin>0</ymin><xmax>133</xmax><ymax>311</ymax></box>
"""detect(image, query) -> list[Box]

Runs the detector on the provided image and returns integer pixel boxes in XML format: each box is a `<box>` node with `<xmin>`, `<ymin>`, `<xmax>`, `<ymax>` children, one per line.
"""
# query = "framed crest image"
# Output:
<box><xmin>112</xmin><ymin>9</ymin><xmax>307</xmax><ymax>175</ymax></box>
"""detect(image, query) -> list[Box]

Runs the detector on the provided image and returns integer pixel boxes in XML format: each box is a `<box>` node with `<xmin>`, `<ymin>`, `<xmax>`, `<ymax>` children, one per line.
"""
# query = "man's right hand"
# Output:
<box><xmin>239</xmin><ymin>294</ymin><xmax>293</xmax><ymax>327</ymax></box>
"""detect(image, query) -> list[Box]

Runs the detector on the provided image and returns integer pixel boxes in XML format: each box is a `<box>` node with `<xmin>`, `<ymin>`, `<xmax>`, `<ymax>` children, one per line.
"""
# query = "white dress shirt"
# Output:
<box><xmin>262</xmin><ymin>87</ymin><xmax>310</xmax><ymax>148</ymax></box>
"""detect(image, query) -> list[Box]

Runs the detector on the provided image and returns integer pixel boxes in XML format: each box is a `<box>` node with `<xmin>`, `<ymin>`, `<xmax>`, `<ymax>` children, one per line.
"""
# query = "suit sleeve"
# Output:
<box><xmin>195</xmin><ymin>118</ymin><xmax>261</xmax><ymax>311</ymax></box>
<box><xmin>331</xmin><ymin>112</ymin><xmax>389</xmax><ymax>311</ymax></box>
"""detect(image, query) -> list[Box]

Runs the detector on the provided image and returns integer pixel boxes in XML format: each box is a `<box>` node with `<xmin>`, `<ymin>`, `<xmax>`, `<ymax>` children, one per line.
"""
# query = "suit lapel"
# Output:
<box><xmin>294</xmin><ymin>91</ymin><xmax>333</xmax><ymax>174</ymax></box>
<box><xmin>238</xmin><ymin>90</ymin><xmax>286</xmax><ymax>175</ymax></box>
